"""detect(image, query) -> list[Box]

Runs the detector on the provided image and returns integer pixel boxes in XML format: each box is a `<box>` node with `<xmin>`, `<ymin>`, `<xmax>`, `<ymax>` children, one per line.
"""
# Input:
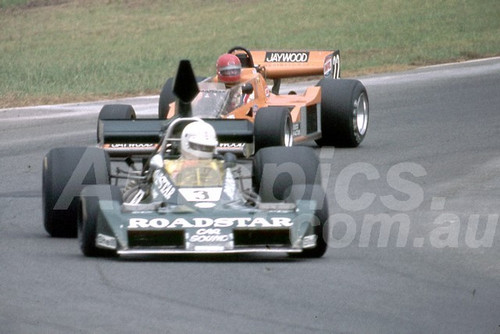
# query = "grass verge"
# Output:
<box><xmin>1</xmin><ymin>0</ymin><xmax>499</xmax><ymax>108</ymax></box>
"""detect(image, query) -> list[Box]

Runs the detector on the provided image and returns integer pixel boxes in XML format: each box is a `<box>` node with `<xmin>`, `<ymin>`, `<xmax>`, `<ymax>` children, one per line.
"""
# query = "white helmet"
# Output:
<box><xmin>180</xmin><ymin>121</ymin><xmax>218</xmax><ymax>159</ymax></box>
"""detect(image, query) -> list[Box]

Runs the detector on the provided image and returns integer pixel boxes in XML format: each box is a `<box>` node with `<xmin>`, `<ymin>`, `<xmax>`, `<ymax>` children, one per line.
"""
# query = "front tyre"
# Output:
<box><xmin>42</xmin><ymin>147</ymin><xmax>110</xmax><ymax>238</ymax></box>
<box><xmin>254</xmin><ymin>107</ymin><xmax>293</xmax><ymax>153</ymax></box>
<box><xmin>78</xmin><ymin>185</ymin><xmax>122</xmax><ymax>257</ymax></box>
<box><xmin>316</xmin><ymin>78</ymin><xmax>369</xmax><ymax>147</ymax></box>
<box><xmin>252</xmin><ymin>147</ymin><xmax>328</xmax><ymax>257</ymax></box>
<box><xmin>252</xmin><ymin>146</ymin><xmax>320</xmax><ymax>201</ymax></box>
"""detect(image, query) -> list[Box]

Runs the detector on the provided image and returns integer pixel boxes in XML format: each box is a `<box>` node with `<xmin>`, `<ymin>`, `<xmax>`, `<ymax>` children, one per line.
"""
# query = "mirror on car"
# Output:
<box><xmin>242</xmin><ymin>83</ymin><xmax>253</xmax><ymax>95</ymax></box>
<box><xmin>150</xmin><ymin>154</ymin><xmax>164</xmax><ymax>171</ymax></box>
<box><xmin>223</xmin><ymin>152</ymin><xmax>237</xmax><ymax>169</ymax></box>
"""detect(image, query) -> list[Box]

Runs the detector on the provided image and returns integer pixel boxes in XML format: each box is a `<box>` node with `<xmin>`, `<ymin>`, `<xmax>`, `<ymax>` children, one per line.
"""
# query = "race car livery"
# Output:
<box><xmin>42</xmin><ymin>61</ymin><xmax>330</xmax><ymax>258</ymax></box>
<box><xmin>155</xmin><ymin>47</ymin><xmax>368</xmax><ymax>156</ymax></box>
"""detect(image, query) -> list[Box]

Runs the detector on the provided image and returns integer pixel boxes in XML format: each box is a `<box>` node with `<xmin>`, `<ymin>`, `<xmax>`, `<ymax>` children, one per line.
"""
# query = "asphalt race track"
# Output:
<box><xmin>1</xmin><ymin>58</ymin><xmax>499</xmax><ymax>333</ymax></box>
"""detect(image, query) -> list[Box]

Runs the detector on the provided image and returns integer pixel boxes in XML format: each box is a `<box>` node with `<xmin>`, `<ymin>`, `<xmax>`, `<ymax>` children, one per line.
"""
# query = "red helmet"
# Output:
<box><xmin>216</xmin><ymin>54</ymin><xmax>241</xmax><ymax>84</ymax></box>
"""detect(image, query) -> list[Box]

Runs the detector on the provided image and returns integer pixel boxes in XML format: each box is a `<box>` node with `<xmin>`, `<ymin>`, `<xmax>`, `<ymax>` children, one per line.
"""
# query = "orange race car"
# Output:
<box><xmin>158</xmin><ymin>46</ymin><xmax>369</xmax><ymax>155</ymax></box>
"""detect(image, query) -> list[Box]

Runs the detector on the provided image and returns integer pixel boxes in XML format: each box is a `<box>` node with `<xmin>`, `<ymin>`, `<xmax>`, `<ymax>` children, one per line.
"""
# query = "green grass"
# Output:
<box><xmin>1</xmin><ymin>0</ymin><xmax>499</xmax><ymax>107</ymax></box>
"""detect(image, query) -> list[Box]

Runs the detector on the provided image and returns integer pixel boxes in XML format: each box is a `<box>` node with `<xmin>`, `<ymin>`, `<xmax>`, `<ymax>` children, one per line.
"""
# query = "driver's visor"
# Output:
<box><xmin>220</xmin><ymin>67</ymin><xmax>241</xmax><ymax>77</ymax></box>
<box><xmin>189</xmin><ymin>142</ymin><xmax>216</xmax><ymax>153</ymax></box>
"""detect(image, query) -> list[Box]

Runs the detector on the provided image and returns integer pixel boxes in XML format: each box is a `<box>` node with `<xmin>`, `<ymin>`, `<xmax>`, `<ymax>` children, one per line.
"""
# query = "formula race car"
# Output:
<box><xmin>42</xmin><ymin>61</ymin><xmax>329</xmax><ymax>258</ymax></box>
<box><xmin>158</xmin><ymin>46</ymin><xmax>369</xmax><ymax>153</ymax></box>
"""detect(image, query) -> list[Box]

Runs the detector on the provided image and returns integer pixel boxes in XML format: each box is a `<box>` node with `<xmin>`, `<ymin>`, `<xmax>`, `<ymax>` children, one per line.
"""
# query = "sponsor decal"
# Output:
<box><xmin>265</xmin><ymin>52</ymin><xmax>310</xmax><ymax>63</ymax></box>
<box><xmin>302</xmin><ymin>234</ymin><xmax>318</xmax><ymax>249</ymax></box>
<box><xmin>323</xmin><ymin>54</ymin><xmax>333</xmax><ymax>77</ymax></box>
<box><xmin>109</xmin><ymin>143</ymin><xmax>156</xmax><ymax>149</ymax></box>
<box><xmin>323</xmin><ymin>53</ymin><xmax>340</xmax><ymax>78</ymax></box>
<box><xmin>218</xmin><ymin>143</ymin><xmax>246</xmax><ymax>149</ymax></box>
<box><xmin>188</xmin><ymin>228</ymin><xmax>232</xmax><ymax>243</ymax></box>
<box><xmin>128</xmin><ymin>217</ymin><xmax>293</xmax><ymax>229</ymax></box>
<box><xmin>153</xmin><ymin>170</ymin><xmax>175</xmax><ymax>200</ymax></box>
<box><xmin>96</xmin><ymin>233</ymin><xmax>117</xmax><ymax>250</ymax></box>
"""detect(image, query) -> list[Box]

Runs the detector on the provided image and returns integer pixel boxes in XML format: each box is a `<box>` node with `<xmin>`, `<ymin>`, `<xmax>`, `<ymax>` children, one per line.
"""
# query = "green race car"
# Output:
<box><xmin>42</xmin><ymin>61</ymin><xmax>329</xmax><ymax>258</ymax></box>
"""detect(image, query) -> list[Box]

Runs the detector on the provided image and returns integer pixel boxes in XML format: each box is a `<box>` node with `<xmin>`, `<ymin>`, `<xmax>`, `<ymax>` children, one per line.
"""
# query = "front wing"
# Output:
<box><xmin>94</xmin><ymin>200</ymin><xmax>320</xmax><ymax>255</ymax></box>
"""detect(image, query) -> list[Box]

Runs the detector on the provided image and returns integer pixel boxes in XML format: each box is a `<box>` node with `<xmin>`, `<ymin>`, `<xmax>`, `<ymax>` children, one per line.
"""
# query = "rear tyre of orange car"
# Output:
<box><xmin>42</xmin><ymin>147</ymin><xmax>111</xmax><ymax>238</ymax></box>
<box><xmin>97</xmin><ymin>104</ymin><xmax>136</xmax><ymax>143</ymax></box>
<box><xmin>78</xmin><ymin>185</ymin><xmax>122</xmax><ymax>257</ymax></box>
<box><xmin>316</xmin><ymin>78</ymin><xmax>369</xmax><ymax>147</ymax></box>
<box><xmin>254</xmin><ymin>107</ymin><xmax>293</xmax><ymax>153</ymax></box>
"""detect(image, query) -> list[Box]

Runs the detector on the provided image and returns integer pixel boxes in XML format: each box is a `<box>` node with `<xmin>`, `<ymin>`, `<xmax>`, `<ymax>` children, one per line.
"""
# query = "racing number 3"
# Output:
<box><xmin>192</xmin><ymin>190</ymin><xmax>209</xmax><ymax>200</ymax></box>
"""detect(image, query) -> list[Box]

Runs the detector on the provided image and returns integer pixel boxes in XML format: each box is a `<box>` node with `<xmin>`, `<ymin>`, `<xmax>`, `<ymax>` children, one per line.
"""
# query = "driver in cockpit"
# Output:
<box><xmin>215</xmin><ymin>54</ymin><xmax>253</xmax><ymax>109</ymax></box>
<box><xmin>216</xmin><ymin>53</ymin><xmax>242</xmax><ymax>87</ymax></box>
<box><xmin>165</xmin><ymin>121</ymin><xmax>224</xmax><ymax>187</ymax></box>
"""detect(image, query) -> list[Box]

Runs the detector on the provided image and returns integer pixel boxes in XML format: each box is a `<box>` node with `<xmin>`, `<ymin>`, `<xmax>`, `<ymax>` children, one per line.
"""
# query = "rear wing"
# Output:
<box><xmin>99</xmin><ymin>118</ymin><xmax>254</xmax><ymax>158</ymax></box>
<box><xmin>249</xmin><ymin>50</ymin><xmax>340</xmax><ymax>79</ymax></box>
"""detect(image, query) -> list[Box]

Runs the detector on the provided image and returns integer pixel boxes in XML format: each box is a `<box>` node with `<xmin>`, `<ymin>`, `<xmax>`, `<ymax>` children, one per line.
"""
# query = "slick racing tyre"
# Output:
<box><xmin>254</xmin><ymin>107</ymin><xmax>293</xmax><ymax>153</ymax></box>
<box><xmin>42</xmin><ymin>147</ymin><xmax>111</xmax><ymax>237</ymax></box>
<box><xmin>97</xmin><ymin>104</ymin><xmax>136</xmax><ymax>143</ymax></box>
<box><xmin>78</xmin><ymin>185</ymin><xmax>122</xmax><ymax>257</ymax></box>
<box><xmin>316</xmin><ymin>78</ymin><xmax>369</xmax><ymax>147</ymax></box>
<box><xmin>252</xmin><ymin>147</ymin><xmax>328</xmax><ymax>258</ymax></box>
<box><xmin>252</xmin><ymin>146</ymin><xmax>320</xmax><ymax>202</ymax></box>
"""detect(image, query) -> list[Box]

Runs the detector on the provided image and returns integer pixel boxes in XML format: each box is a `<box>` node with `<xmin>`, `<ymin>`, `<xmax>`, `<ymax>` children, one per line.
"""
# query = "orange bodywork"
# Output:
<box><xmin>249</xmin><ymin>50</ymin><xmax>336</xmax><ymax>79</ymax></box>
<box><xmin>165</xmin><ymin>49</ymin><xmax>340</xmax><ymax>126</ymax></box>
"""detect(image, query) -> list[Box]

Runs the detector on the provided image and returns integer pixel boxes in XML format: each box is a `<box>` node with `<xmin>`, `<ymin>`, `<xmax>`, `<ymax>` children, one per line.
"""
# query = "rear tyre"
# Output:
<box><xmin>42</xmin><ymin>147</ymin><xmax>110</xmax><ymax>237</ymax></box>
<box><xmin>78</xmin><ymin>185</ymin><xmax>122</xmax><ymax>257</ymax></box>
<box><xmin>316</xmin><ymin>78</ymin><xmax>369</xmax><ymax>147</ymax></box>
<box><xmin>97</xmin><ymin>104</ymin><xmax>136</xmax><ymax>143</ymax></box>
<box><xmin>254</xmin><ymin>107</ymin><xmax>293</xmax><ymax>153</ymax></box>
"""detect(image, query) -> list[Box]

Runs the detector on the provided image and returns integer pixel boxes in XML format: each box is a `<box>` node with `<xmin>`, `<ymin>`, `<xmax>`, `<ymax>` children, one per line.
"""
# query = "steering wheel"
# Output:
<box><xmin>227</xmin><ymin>46</ymin><xmax>255</xmax><ymax>68</ymax></box>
